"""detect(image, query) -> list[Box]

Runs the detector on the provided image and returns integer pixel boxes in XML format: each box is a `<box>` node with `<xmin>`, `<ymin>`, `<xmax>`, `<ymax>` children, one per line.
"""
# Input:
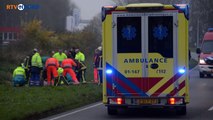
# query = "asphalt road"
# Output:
<box><xmin>43</xmin><ymin>66</ymin><xmax>213</xmax><ymax>120</ymax></box>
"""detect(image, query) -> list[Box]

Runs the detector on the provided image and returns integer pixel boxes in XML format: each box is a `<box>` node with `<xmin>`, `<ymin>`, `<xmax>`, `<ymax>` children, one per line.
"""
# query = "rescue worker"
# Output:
<box><xmin>93</xmin><ymin>49</ymin><xmax>99</xmax><ymax>83</ymax></box>
<box><xmin>75</xmin><ymin>48</ymin><xmax>86</xmax><ymax>83</ymax></box>
<box><xmin>30</xmin><ymin>48</ymin><xmax>42</xmax><ymax>86</ymax></box>
<box><xmin>23</xmin><ymin>50</ymin><xmax>34</xmax><ymax>83</ymax></box>
<box><xmin>70</xmin><ymin>47</ymin><xmax>76</xmax><ymax>59</ymax></box>
<box><xmin>13</xmin><ymin>63</ymin><xmax>26</xmax><ymax>87</ymax></box>
<box><xmin>53</xmin><ymin>49</ymin><xmax>67</xmax><ymax>65</ymax></box>
<box><xmin>45</xmin><ymin>57</ymin><xmax>59</xmax><ymax>86</ymax></box>
<box><xmin>41</xmin><ymin>56</ymin><xmax>50</xmax><ymax>84</ymax></box>
<box><xmin>67</xmin><ymin>47</ymin><xmax>76</xmax><ymax>59</ymax></box>
<box><xmin>97</xmin><ymin>46</ymin><xmax>103</xmax><ymax>84</ymax></box>
<box><xmin>56</xmin><ymin>67</ymin><xmax>70</xmax><ymax>86</ymax></box>
<box><xmin>67</xmin><ymin>50</ymin><xmax>73</xmax><ymax>59</ymax></box>
<box><xmin>23</xmin><ymin>55</ymin><xmax>31</xmax><ymax>83</ymax></box>
<box><xmin>62</xmin><ymin>58</ymin><xmax>79</xmax><ymax>84</ymax></box>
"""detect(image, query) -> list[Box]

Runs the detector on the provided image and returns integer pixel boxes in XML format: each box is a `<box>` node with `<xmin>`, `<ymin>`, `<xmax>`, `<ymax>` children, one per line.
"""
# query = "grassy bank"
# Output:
<box><xmin>0</xmin><ymin>56</ymin><xmax>197</xmax><ymax>120</ymax></box>
<box><xmin>0</xmin><ymin>84</ymin><xmax>102</xmax><ymax>120</ymax></box>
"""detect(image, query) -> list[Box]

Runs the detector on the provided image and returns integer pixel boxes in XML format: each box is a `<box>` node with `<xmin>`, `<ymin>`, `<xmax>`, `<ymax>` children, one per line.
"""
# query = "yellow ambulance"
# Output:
<box><xmin>102</xmin><ymin>3</ymin><xmax>189</xmax><ymax>115</ymax></box>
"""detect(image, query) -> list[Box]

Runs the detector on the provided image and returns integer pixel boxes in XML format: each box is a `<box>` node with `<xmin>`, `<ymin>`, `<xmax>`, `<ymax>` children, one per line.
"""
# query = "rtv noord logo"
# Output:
<box><xmin>7</xmin><ymin>4</ymin><xmax>40</xmax><ymax>11</ymax></box>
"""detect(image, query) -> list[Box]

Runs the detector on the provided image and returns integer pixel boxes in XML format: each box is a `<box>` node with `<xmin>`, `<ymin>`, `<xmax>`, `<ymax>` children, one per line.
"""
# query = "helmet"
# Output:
<box><xmin>57</xmin><ymin>67</ymin><xmax>64</xmax><ymax>75</ymax></box>
<box><xmin>33</xmin><ymin>48</ymin><xmax>38</xmax><ymax>52</ymax></box>
<box><xmin>75</xmin><ymin>49</ymin><xmax>79</xmax><ymax>53</ymax></box>
<box><xmin>21</xmin><ymin>63</ymin><xmax>25</xmax><ymax>68</ymax></box>
<box><xmin>97</xmin><ymin>46</ymin><xmax>102</xmax><ymax>51</ymax></box>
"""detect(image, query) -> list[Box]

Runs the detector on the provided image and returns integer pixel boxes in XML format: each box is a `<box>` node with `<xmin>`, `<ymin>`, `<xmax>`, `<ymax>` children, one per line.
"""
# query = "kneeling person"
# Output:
<box><xmin>62</xmin><ymin>58</ymin><xmax>79</xmax><ymax>84</ymax></box>
<box><xmin>13</xmin><ymin>64</ymin><xmax>26</xmax><ymax>86</ymax></box>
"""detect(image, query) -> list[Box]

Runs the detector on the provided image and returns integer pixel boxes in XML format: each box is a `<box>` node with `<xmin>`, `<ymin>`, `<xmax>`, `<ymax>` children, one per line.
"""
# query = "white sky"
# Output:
<box><xmin>71</xmin><ymin>0</ymin><xmax>115</xmax><ymax>20</ymax></box>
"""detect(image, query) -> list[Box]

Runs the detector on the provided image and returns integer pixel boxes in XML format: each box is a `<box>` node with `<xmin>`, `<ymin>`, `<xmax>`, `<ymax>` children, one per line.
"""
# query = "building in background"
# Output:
<box><xmin>73</xmin><ymin>8</ymin><xmax>80</xmax><ymax>26</ymax></box>
<box><xmin>66</xmin><ymin>16</ymin><xmax>75</xmax><ymax>32</ymax></box>
<box><xmin>65</xmin><ymin>8</ymin><xmax>89</xmax><ymax>32</ymax></box>
<box><xmin>0</xmin><ymin>27</ymin><xmax>21</xmax><ymax>45</ymax></box>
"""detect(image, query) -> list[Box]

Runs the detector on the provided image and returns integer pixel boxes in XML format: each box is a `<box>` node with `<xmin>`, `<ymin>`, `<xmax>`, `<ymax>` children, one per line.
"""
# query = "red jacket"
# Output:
<box><xmin>61</xmin><ymin>58</ymin><xmax>77</xmax><ymax>69</ymax></box>
<box><xmin>45</xmin><ymin>58</ymin><xmax>59</xmax><ymax>68</ymax></box>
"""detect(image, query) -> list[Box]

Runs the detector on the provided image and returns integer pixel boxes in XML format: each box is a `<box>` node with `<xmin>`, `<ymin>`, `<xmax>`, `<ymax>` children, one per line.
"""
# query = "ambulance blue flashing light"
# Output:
<box><xmin>208</xmin><ymin>28</ymin><xmax>213</xmax><ymax>32</ymax></box>
<box><xmin>106</xmin><ymin>69</ymin><xmax>113</xmax><ymax>74</ymax></box>
<box><xmin>173</xmin><ymin>4</ymin><xmax>189</xmax><ymax>20</ymax></box>
<box><xmin>178</xmin><ymin>68</ymin><xmax>186</xmax><ymax>74</ymax></box>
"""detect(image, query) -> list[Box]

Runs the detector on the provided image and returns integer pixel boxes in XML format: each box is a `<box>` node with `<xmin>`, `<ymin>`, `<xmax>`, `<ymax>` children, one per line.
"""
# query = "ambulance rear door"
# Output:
<box><xmin>111</xmin><ymin>11</ymin><xmax>178</xmax><ymax>97</ymax></box>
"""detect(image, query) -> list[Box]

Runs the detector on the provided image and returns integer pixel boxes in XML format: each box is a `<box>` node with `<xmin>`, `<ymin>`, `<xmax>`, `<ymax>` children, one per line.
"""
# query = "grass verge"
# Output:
<box><xmin>0</xmin><ymin>84</ymin><xmax>102</xmax><ymax>120</ymax></box>
<box><xmin>0</xmin><ymin>57</ymin><xmax>197</xmax><ymax>120</ymax></box>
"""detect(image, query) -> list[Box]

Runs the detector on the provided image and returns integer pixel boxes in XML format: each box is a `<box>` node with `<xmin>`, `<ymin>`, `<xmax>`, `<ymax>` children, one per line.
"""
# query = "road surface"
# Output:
<box><xmin>42</xmin><ymin>66</ymin><xmax>213</xmax><ymax>120</ymax></box>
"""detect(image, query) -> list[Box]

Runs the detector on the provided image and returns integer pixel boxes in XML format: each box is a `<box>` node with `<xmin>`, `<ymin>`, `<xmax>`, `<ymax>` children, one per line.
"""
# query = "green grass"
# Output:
<box><xmin>0</xmin><ymin>62</ymin><xmax>16</xmax><ymax>85</ymax></box>
<box><xmin>0</xmin><ymin>55</ymin><xmax>197</xmax><ymax>120</ymax></box>
<box><xmin>0</xmin><ymin>84</ymin><xmax>102</xmax><ymax>120</ymax></box>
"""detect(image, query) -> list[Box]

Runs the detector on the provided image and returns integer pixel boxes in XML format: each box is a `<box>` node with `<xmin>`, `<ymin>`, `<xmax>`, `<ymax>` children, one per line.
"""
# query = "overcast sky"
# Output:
<box><xmin>71</xmin><ymin>0</ymin><xmax>115</xmax><ymax>20</ymax></box>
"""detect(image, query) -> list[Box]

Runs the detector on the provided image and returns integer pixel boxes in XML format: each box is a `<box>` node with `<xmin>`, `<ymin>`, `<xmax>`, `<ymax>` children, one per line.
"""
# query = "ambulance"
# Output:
<box><xmin>196</xmin><ymin>28</ymin><xmax>213</xmax><ymax>78</ymax></box>
<box><xmin>102</xmin><ymin>3</ymin><xmax>189</xmax><ymax>115</ymax></box>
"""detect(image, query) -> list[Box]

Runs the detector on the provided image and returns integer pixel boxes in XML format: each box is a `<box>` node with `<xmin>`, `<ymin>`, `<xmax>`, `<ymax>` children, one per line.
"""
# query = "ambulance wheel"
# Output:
<box><xmin>199</xmin><ymin>72</ymin><xmax>204</xmax><ymax>78</ymax></box>
<box><xmin>107</xmin><ymin>107</ymin><xmax>117</xmax><ymax>115</ymax></box>
<box><xmin>176</xmin><ymin>106</ymin><xmax>186</xmax><ymax>115</ymax></box>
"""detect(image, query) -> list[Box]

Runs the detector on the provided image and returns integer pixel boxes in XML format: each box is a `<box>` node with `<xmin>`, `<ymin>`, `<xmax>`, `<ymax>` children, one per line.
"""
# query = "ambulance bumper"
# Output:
<box><xmin>199</xmin><ymin>65</ymin><xmax>213</xmax><ymax>74</ymax></box>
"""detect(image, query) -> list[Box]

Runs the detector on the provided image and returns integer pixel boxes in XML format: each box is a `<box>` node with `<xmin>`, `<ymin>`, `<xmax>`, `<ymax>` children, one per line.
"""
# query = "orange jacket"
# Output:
<box><xmin>45</xmin><ymin>58</ymin><xmax>59</xmax><ymax>68</ymax></box>
<box><xmin>61</xmin><ymin>58</ymin><xmax>77</xmax><ymax>69</ymax></box>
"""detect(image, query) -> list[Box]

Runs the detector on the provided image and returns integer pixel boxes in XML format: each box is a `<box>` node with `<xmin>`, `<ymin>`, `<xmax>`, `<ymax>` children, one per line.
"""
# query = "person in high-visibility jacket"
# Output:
<box><xmin>13</xmin><ymin>64</ymin><xmax>26</xmax><ymax>86</ymax></box>
<box><xmin>94</xmin><ymin>46</ymin><xmax>103</xmax><ymax>84</ymax></box>
<box><xmin>62</xmin><ymin>58</ymin><xmax>79</xmax><ymax>84</ymax></box>
<box><xmin>53</xmin><ymin>49</ymin><xmax>67</xmax><ymax>65</ymax></box>
<box><xmin>93</xmin><ymin>49</ymin><xmax>99</xmax><ymax>83</ymax></box>
<box><xmin>75</xmin><ymin>49</ymin><xmax>86</xmax><ymax>83</ymax></box>
<box><xmin>30</xmin><ymin>48</ymin><xmax>42</xmax><ymax>85</ymax></box>
<box><xmin>45</xmin><ymin>57</ymin><xmax>59</xmax><ymax>86</ymax></box>
<box><xmin>97</xmin><ymin>46</ymin><xmax>103</xmax><ymax>84</ymax></box>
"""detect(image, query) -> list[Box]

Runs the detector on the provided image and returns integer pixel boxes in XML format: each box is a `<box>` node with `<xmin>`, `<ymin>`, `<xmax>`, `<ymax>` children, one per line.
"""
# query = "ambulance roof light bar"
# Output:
<box><xmin>103</xmin><ymin>5</ymin><xmax>115</xmax><ymax>9</ymax></box>
<box><xmin>208</xmin><ymin>28</ymin><xmax>213</xmax><ymax>32</ymax></box>
<box><xmin>175</xmin><ymin>4</ymin><xmax>187</xmax><ymax>9</ymax></box>
<box><xmin>126</xmin><ymin>3</ymin><xmax>164</xmax><ymax>12</ymax></box>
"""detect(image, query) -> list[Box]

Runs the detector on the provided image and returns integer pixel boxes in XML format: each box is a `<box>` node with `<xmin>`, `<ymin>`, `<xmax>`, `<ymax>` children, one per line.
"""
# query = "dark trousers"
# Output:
<box><xmin>77</xmin><ymin>69</ymin><xmax>86</xmax><ymax>82</ymax></box>
<box><xmin>25</xmin><ymin>68</ymin><xmax>30</xmax><ymax>82</ymax></box>
<box><xmin>30</xmin><ymin>66</ymin><xmax>41</xmax><ymax>81</ymax></box>
<box><xmin>98</xmin><ymin>70</ymin><xmax>103</xmax><ymax>84</ymax></box>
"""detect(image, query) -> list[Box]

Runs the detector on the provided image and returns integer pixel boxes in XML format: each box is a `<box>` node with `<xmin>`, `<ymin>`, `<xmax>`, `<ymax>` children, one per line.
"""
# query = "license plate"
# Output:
<box><xmin>139</xmin><ymin>99</ymin><xmax>158</xmax><ymax>104</ymax></box>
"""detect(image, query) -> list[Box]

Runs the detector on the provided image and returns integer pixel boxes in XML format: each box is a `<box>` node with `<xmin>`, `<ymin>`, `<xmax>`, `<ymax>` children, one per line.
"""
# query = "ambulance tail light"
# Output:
<box><xmin>168</xmin><ymin>98</ymin><xmax>184</xmax><ymax>105</ymax></box>
<box><xmin>117</xmin><ymin>98</ymin><xmax>124</xmax><ymax>105</ymax></box>
<box><xmin>109</xmin><ymin>98</ymin><xmax>125</xmax><ymax>105</ymax></box>
<box><xmin>169</xmin><ymin>98</ymin><xmax>175</xmax><ymax>105</ymax></box>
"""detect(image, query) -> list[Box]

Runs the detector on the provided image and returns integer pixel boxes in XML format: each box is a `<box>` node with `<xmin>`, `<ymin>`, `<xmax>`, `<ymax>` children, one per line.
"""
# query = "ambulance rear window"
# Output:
<box><xmin>148</xmin><ymin>16</ymin><xmax>173</xmax><ymax>58</ymax></box>
<box><xmin>117</xmin><ymin>17</ymin><xmax>141</xmax><ymax>53</ymax></box>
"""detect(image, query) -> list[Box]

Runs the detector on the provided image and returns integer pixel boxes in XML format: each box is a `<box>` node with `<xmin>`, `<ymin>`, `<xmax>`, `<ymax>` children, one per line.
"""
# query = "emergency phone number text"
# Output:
<box><xmin>124</xmin><ymin>70</ymin><xmax>140</xmax><ymax>74</ymax></box>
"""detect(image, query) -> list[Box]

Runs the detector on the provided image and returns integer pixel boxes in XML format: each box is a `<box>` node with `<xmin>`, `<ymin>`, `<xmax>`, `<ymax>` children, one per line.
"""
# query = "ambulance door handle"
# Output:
<box><xmin>112</xmin><ymin>21</ymin><xmax>116</xmax><ymax>28</ymax></box>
